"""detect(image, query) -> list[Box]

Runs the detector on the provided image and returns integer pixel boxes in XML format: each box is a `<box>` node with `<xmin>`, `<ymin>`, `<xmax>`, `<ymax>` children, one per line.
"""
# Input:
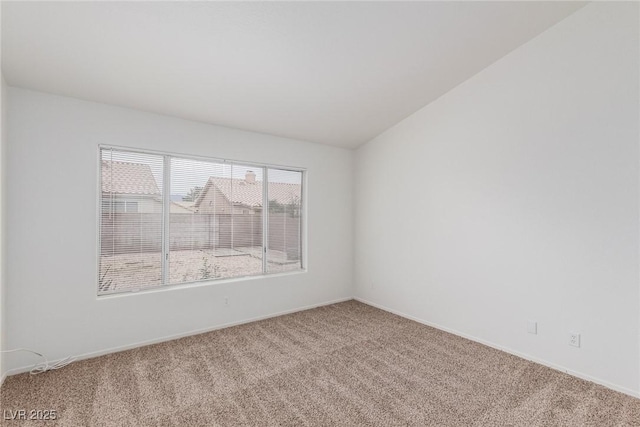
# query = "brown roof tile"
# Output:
<box><xmin>196</xmin><ymin>177</ymin><xmax>300</xmax><ymax>208</ymax></box>
<box><xmin>101</xmin><ymin>160</ymin><xmax>160</xmax><ymax>195</ymax></box>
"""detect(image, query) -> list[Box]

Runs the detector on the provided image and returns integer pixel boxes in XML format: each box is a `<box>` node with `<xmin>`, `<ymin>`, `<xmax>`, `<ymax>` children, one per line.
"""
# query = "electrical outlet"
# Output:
<box><xmin>224</xmin><ymin>297</ymin><xmax>229</xmax><ymax>307</ymax></box>
<box><xmin>569</xmin><ymin>332</ymin><xmax>580</xmax><ymax>347</ymax></box>
<box><xmin>527</xmin><ymin>320</ymin><xmax>537</xmax><ymax>335</ymax></box>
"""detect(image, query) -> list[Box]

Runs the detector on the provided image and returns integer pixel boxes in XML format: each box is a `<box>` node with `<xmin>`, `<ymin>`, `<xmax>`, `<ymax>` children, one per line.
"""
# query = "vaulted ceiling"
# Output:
<box><xmin>2</xmin><ymin>2</ymin><xmax>585</xmax><ymax>148</ymax></box>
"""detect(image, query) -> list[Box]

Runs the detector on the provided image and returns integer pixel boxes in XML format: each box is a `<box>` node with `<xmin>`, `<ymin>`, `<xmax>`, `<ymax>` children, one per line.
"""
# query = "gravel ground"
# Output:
<box><xmin>99</xmin><ymin>247</ymin><xmax>301</xmax><ymax>293</ymax></box>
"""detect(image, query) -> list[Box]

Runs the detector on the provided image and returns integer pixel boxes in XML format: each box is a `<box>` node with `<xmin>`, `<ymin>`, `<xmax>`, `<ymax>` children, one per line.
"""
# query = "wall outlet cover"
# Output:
<box><xmin>569</xmin><ymin>332</ymin><xmax>580</xmax><ymax>347</ymax></box>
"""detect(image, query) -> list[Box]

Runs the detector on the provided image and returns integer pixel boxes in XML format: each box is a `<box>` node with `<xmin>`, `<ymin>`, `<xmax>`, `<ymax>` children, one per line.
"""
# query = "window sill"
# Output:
<box><xmin>96</xmin><ymin>268</ymin><xmax>308</xmax><ymax>300</ymax></box>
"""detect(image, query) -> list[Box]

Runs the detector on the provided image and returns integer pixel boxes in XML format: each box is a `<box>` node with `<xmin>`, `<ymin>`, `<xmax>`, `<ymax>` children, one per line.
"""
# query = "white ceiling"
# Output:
<box><xmin>2</xmin><ymin>2</ymin><xmax>585</xmax><ymax>149</ymax></box>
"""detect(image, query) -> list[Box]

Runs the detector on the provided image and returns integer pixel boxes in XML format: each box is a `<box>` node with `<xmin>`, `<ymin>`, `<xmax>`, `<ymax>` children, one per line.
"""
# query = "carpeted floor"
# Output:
<box><xmin>1</xmin><ymin>300</ymin><xmax>639</xmax><ymax>426</ymax></box>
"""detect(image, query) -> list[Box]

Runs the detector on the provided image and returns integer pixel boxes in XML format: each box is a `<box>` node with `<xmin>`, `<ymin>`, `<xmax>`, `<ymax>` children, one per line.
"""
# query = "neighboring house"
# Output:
<box><xmin>194</xmin><ymin>171</ymin><xmax>301</xmax><ymax>215</ymax></box>
<box><xmin>102</xmin><ymin>163</ymin><xmax>299</xmax><ymax>217</ymax></box>
<box><xmin>170</xmin><ymin>201</ymin><xmax>197</xmax><ymax>214</ymax></box>
<box><xmin>101</xmin><ymin>160</ymin><xmax>162</xmax><ymax>213</ymax></box>
<box><xmin>102</xmin><ymin>164</ymin><xmax>300</xmax><ymax>254</ymax></box>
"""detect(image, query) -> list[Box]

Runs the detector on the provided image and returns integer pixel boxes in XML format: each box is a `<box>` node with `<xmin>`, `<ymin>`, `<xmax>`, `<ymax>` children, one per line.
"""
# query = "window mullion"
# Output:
<box><xmin>262</xmin><ymin>167</ymin><xmax>268</xmax><ymax>274</ymax></box>
<box><xmin>162</xmin><ymin>155</ymin><xmax>171</xmax><ymax>285</ymax></box>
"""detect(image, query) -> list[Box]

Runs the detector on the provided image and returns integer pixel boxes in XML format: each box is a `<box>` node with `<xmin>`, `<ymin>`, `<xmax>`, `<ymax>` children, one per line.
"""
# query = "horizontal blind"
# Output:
<box><xmin>168</xmin><ymin>159</ymin><xmax>265</xmax><ymax>284</ymax></box>
<box><xmin>228</xmin><ymin>164</ymin><xmax>265</xmax><ymax>277</ymax></box>
<box><xmin>98</xmin><ymin>147</ymin><xmax>304</xmax><ymax>295</ymax></box>
<box><xmin>267</xmin><ymin>168</ymin><xmax>303</xmax><ymax>273</ymax></box>
<box><xmin>99</xmin><ymin>148</ymin><xmax>164</xmax><ymax>294</ymax></box>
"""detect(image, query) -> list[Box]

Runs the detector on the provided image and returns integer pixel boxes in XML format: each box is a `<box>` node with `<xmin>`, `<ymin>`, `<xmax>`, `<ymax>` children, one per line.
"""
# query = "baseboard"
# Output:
<box><xmin>3</xmin><ymin>296</ymin><xmax>353</xmax><ymax>378</ymax></box>
<box><xmin>7</xmin><ymin>294</ymin><xmax>637</xmax><ymax>400</ymax></box>
<box><xmin>354</xmin><ymin>296</ymin><xmax>640</xmax><ymax>399</ymax></box>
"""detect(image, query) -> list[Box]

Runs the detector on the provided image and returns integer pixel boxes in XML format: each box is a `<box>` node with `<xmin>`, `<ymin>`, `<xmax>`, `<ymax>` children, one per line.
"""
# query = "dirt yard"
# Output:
<box><xmin>99</xmin><ymin>246</ymin><xmax>301</xmax><ymax>293</ymax></box>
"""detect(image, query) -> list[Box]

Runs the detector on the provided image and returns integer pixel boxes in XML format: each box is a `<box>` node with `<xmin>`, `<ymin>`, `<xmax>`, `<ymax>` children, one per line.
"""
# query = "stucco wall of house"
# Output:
<box><xmin>196</xmin><ymin>184</ymin><xmax>233</xmax><ymax>215</ymax></box>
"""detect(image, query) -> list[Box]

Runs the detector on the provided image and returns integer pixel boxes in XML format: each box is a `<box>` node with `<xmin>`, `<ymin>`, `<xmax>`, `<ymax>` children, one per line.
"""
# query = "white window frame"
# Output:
<box><xmin>97</xmin><ymin>145</ymin><xmax>307</xmax><ymax>297</ymax></box>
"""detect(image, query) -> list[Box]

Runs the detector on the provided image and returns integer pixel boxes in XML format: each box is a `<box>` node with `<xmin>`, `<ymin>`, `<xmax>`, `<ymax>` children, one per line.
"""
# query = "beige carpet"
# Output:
<box><xmin>1</xmin><ymin>300</ymin><xmax>639</xmax><ymax>426</ymax></box>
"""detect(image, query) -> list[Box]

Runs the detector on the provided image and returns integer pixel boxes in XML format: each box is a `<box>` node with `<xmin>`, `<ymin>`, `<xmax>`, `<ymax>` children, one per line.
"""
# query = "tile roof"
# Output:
<box><xmin>101</xmin><ymin>160</ymin><xmax>299</xmax><ymax>208</ymax></box>
<box><xmin>196</xmin><ymin>177</ymin><xmax>301</xmax><ymax>208</ymax></box>
<box><xmin>101</xmin><ymin>160</ymin><xmax>161</xmax><ymax>195</ymax></box>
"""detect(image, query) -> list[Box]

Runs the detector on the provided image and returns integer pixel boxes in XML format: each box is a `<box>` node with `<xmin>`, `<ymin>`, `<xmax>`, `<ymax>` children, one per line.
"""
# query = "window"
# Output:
<box><xmin>99</xmin><ymin>147</ymin><xmax>304</xmax><ymax>295</ymax></box>
<box><xmin>111</xmin><ymin>200</ymin><xmax>139</xmax><ymax>213</ymax></box>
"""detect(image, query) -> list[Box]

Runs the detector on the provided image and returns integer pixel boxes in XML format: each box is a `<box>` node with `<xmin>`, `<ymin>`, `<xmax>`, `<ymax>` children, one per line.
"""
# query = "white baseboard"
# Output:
<box><xmin>3</xmin><ymin>296</ymin><xmax>353</xmax><ymax>379</ymax></box>
<box><xmin>6</xmin><ymin>294</ymin><xmax>638</xmax><ymax>401</ymax></box>
<box><xmin>354</xmin><ymin>296</ymin><xmax>640</xmax><ymax>399</ymax></box>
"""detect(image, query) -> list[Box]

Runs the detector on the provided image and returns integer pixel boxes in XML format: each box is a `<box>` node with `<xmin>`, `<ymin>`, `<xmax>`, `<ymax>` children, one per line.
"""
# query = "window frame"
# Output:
<box><xmin>97</xmin><ymin>144</ymin><xmax>307</xmax><ymax>297</ymax></box>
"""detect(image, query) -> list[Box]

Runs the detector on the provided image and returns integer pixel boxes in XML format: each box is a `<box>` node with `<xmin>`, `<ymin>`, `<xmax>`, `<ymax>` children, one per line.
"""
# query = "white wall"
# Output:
<box><xmin>0</xmin><ymin>74</ymin><xmax>6</xmax><ymax>383</ymax></box>
<box><xmin>4</xmin><ymin>88</ymin><xmax>353</xmax><ymax>373</ymax></box>
<box><xmin>0</xmin><ymin>0</ymin><xmax>5</xmax><ymax>384</ymax></box>
<box><xmin>355</xmin><ymin>2</ymin><xmax>639</xmax><ymax>395</ymax></box>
